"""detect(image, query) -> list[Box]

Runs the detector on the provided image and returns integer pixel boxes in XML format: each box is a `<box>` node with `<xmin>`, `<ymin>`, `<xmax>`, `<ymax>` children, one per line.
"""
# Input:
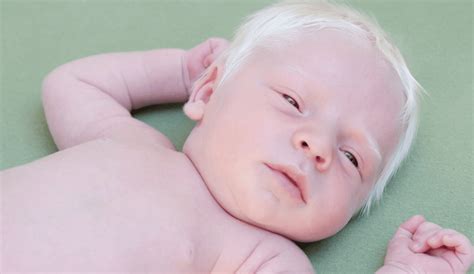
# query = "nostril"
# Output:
<box><xmin>316</xmin><ymin>155</ymin><xmax>325</xmax><ymax>163</ymax></box>
<box><xmin>301</xmin><ymin>141</ymin><xmax>309</xmax><ymax>148</ymax></box>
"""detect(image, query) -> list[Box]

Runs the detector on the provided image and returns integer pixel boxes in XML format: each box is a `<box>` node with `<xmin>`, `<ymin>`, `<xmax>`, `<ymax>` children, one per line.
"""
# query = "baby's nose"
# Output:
<box><xmin>293</xmin><ymin>135</ymin><xmax>333</xmax><ymax>172</ymax></box>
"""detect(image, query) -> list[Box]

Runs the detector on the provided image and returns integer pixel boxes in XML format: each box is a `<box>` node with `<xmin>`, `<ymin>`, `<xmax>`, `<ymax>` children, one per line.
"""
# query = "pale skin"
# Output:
<box><xmin>1</xmin><ymin>30</ymin><xmax>472</xmax><ymax>273</ymax></box>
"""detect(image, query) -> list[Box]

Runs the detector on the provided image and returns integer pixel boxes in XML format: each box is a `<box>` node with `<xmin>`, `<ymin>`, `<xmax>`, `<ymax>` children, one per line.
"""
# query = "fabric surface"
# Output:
<box><xmin>1</xmin><ymin>1</ymin><xmax>472</xmax><ymax>273</ymax></box>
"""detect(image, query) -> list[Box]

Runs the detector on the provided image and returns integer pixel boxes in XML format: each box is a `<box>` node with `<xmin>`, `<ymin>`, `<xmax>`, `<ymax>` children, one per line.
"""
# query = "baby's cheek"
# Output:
<box><xmin>299</xmin><ymin>200</ymin><xmax>352</xmax><ymax>241</ymax></box>
<box><xmin>323</xmin><ymin>191</ymin><xmax>355</xmax><ymax>231</ymax></box>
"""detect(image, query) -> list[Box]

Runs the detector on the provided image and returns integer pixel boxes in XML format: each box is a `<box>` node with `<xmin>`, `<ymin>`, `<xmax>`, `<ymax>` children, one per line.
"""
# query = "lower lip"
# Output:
<box><xmin>265</xmin><ymin>165</ymin><xmax>304</xmax><ymax>203</ymax></box>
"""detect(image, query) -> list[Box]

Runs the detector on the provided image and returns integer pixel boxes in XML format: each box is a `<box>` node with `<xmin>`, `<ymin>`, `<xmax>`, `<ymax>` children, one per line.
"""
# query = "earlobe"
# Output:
<box><xmin>183</xmin><ymin>100</ymin><xmax>206</xmax><ymax>121</ymax></box>
<box><xmin>183</xmin><ymin>64</ymin><xmax>221</xmax><ymax>121</ymax></box>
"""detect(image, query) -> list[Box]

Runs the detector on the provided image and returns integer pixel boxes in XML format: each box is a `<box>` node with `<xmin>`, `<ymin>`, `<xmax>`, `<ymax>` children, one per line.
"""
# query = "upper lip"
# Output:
<box><xmin>265</xmin><ymin>162</ymin><xmax>309</xmax><ymax>204</ymax></box>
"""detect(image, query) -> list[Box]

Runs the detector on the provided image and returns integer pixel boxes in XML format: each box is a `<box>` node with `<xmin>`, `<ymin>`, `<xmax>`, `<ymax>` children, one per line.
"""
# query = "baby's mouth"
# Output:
<box><xmin>283</xmin><ymin>172</ymin><xmax>298</xmax><ymax>186</ymax></box>
<box><xmin>264</xmin><ymin>163</ymin><xmax>308</xmax><ymax>204</ymax></box>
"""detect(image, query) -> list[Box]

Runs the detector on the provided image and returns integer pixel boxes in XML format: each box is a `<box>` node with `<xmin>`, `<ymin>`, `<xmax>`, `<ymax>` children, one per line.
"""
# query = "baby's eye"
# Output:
<box><xmin>343</xmin><ymin>151</ymin><xmax>359</xmax><ymax>168</ymax></box>
<box><xmin>282</xmin><ymin>94</ymin><xmax>300</xmax><ymax>110</ymax></box>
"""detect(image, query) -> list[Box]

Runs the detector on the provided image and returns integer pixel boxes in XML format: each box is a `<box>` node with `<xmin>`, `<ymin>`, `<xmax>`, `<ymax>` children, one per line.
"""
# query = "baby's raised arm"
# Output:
<box><xmin>42</xmin><ymin>38</ymin><xmax>227</xmax><ymax>150</ymax></box>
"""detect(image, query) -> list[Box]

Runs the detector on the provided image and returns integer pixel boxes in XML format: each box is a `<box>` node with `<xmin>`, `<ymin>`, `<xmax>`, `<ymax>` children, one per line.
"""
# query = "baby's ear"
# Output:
<box><xmin>183</xmin><ymin>63</ymin><xmax>221</xmax><ymax>121</ymax></box>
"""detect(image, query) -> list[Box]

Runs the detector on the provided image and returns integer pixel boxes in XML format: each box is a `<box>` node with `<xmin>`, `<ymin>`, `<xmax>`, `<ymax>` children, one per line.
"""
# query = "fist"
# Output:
<box><xmin>182</xmin><ymin>37</ymin><xmax>229</xmax><ymax>94</ymax></box>
<box><xmin>382</xmin><ymin>215</ymin><xmax>473</xmax><ymax>273</ymax></box>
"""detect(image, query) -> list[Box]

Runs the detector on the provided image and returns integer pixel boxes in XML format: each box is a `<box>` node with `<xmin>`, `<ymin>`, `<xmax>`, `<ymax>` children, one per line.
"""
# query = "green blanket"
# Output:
<box><xmin>1</xmin><ymin>1</ymin><xmax>472</xmax><ymax>273</ymax></box>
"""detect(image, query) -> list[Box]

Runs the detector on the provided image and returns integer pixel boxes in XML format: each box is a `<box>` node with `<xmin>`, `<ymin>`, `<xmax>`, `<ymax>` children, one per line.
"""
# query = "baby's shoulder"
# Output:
<box><xmin>101</xmin><ymin>137</ymin><xmax>197</xmax><ymax>177</ymax></box>
<box><xmin>97</xmin><ymin>136</ymin><xmax>186</xmax><ymax>164</ymax></box>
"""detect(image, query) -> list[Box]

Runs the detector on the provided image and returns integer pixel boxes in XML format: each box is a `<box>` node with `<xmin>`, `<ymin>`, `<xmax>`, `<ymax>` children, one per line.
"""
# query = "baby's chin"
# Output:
<box><xmin>256</xmin><ymin>220</ymin><xmax>339</xmax><ymax>242</ymax></box>
<box><xmin>239</xmin><ymin>205</ymin><xmax>346</xmax><ymax>243</ymax></box>
<box><xmin>281</xmin><ymin>221</ymin><xmax>348</xmax><ymax>243</ymax></box>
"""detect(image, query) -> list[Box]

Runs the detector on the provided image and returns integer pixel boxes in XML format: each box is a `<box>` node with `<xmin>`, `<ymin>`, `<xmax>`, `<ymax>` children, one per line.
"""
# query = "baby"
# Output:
<box><xmin>1</xmin><ymin>0</ymin><xmax>472</xmax><ymax>272</ymax></box>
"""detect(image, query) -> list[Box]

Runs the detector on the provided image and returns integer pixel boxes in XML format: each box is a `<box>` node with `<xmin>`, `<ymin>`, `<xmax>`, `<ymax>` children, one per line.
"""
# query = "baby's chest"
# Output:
<box><xmin>3</xmin><ymin>140</ymin><xmax>231</xmax><ymax>271</ymax></box>
<box><xmin>74</xmin><ymin>140</ymin><xmax>232</xmax><ymax>271</ymax></box>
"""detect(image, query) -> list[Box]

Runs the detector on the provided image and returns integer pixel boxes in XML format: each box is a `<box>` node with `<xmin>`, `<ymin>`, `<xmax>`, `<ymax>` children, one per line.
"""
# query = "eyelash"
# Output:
<box><xmin>282</xmin><ymin>94</ymin><xmax>300</xmax><ymax>110</ymax></box>
<box><xmin>343</xmin><ymin>151</ymin><xmax>359</xmax><ymax>168</ymax></box>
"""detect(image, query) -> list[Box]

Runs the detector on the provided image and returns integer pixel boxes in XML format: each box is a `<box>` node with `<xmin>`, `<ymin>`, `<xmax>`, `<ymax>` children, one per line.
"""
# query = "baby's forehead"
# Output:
<box><xmin>249</xmin><ymin>30</ymin><xmax>404</xmax><ymax>102</ymax></box>
<box><xmin>254</xmin><ymin>30</ymin><xmax>396</xmax><ymax>78</ymax></box>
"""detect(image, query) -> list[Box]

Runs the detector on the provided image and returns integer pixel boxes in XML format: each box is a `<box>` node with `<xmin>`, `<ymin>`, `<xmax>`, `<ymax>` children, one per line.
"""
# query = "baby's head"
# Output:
<box><xmin>182</xmin><ymin>0</ymin><xmax>423</xmax><ymax>242</ymax></box>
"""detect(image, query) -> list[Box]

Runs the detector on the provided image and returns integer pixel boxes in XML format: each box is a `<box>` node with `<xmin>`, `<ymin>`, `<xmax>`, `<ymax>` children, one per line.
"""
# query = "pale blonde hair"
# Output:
<box><xmin>207</xmin><ymin>0</ymin><xmax>425</xmax><ymax>216</ymax></box>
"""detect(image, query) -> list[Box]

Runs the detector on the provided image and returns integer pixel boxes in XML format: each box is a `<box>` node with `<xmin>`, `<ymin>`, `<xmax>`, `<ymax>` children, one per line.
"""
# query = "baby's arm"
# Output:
<box><xmin>42</xmin><ymin>38</ymin><xmax>227</xmax><ymax>150</ymax></box>
<box><xmin>376</xmin><ymin>215</ymin><xmax>473</xmax><ymax>273</ymax></box>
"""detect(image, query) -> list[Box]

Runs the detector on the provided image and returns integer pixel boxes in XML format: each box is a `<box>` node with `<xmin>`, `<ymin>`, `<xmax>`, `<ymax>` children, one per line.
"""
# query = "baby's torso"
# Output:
<box><xmin>2</xmin><ymin>138</ymin><xmax>275</xmax><ymax>272</ymax></box>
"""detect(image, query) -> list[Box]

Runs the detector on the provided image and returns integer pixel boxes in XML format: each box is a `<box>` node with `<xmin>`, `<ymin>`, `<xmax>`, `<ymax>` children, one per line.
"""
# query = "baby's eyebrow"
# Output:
<box><xmin>273</xmin><ymin>65</ymin><xmax>308</xmax><ymax>93</ymax></box>
<box><xmin>273</xmin><ymin>64</ymin><xmax>306</xmax><ymax>81</ymax></box>
<box><xmin>365</xmin><ymin>133</ymin><xmax>382</xmax><ymax>162</ymax></box>
<box><xmin>350</xmin><ymin>129</ymin><xmax>382</xmax><ymax>170</ymax></box>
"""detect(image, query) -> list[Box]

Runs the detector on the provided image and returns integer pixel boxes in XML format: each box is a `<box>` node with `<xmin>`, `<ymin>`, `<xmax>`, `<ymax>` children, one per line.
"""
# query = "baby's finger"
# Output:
<box><xmin>204</xmin><ymin>38</ymin><xmax>230</xmax><ymax>66</ymax></box>
<box><xmin>203</xmin><ymin>53</ymin><xmax>221</xmax><ymax>67</ymax></box>
<box><xmin>425</xmin><ymin>229</ymin><xmax>458</xmax><ymax>249</ymax></box>
<box><xmin>203</xmin><ymin>55</ymin><xmax>213</xmax><ymax>67</ymax></box>
<box><xmin>208</xmin><ymin>37</ymin><xmax>230</xmax><ymax>55</ymax></box>
<box><xmin>412</xmin><ymin>220</ymin><xmax>442</xmax><ymax>241</ymax></box>
<box><xmin>393</xmin><ymin>215</ymin><xmax>426</xmax><ymax>240</ymax></box>
<box><xmin>410</xmin><ymin>226</ymin><xmax>443</xmax><ymax>253</ymax></box>
<box><xmin>426</xmin><ymin>229</ymin><xmax>474</xmax><ymax>267</ymax></box>
<box><xmin>440</xmin><ymin>233</ymin><xmax>473</xmax><ymax>265</ymax></box>
<box><xmin>386</xmin><ymin>216</ymin><xmax>426</xmax><ymax>255</ymax></box>
<box><xmin>202</xmin><ymin>52</ymin><xmax>222</xmax><ymax>67</ymax></box>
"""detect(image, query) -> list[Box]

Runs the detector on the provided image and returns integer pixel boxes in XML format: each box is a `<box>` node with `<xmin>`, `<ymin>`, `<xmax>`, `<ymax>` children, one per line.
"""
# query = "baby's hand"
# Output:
<box><xmin>379</xmin><ymin>215</ymin><xmax>473</xmax><ymax>273</ymax></box>
<box><xmin>182</xmin><ymin>37</ymin><xmax>229</xmax><ymax>94</ymax></box>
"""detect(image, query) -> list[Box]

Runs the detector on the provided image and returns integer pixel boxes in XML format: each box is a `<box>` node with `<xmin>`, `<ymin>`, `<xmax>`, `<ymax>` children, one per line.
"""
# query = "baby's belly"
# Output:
<box><xmin>1</xmin><ymin>138</ymin><xmax>224</xmax><ymax>271</ymax></box>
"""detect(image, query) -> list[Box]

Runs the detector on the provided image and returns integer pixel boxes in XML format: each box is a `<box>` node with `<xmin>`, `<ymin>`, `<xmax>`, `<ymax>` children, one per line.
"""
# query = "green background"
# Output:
<box><xmin>1</xmin><ymin>0</ymin><xmax>472</xmax><ymax>272</ymax></box>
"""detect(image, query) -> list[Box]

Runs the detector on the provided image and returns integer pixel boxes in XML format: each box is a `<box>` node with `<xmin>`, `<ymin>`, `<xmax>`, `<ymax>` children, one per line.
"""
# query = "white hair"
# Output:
<box><xmin>207</xmin><ymin>0</ymin><xmax>425</xmax><ymax>216</ymax></box>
